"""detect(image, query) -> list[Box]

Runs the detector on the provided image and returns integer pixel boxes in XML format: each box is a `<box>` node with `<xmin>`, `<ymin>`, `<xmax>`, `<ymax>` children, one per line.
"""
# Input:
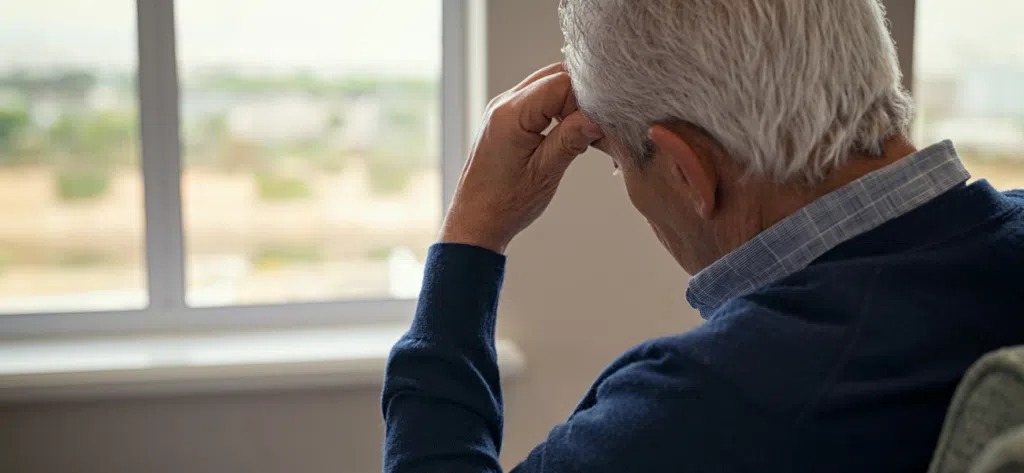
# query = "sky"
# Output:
<box><xmin>0</xmin><ymin>0</ymin><xmax>442</xmax><ymax>77</ymax></box>
<box><xmin>1</xmin><ymin>0</ymin><xmax>1023</xmax><ymax>78</ymax></box>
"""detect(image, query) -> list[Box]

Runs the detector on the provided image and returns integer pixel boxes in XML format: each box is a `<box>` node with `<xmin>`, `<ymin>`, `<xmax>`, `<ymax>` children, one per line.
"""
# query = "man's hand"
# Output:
<box><xmin>439</xmin><ymin>63</ymin><xmax>604</xmax><ymax>253</ymax></box>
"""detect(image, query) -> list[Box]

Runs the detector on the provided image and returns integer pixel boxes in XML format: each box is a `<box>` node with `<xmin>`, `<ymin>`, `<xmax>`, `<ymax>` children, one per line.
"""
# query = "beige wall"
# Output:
<box><xmin>0</xmin><ymin>1</ymin><xmax>916</xmax><ymax>472</ymax></box>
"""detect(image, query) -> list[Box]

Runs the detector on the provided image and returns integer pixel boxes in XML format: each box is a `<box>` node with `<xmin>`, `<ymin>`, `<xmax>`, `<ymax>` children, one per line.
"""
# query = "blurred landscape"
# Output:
<box><xmin>0</xmin><ymin>68</ymin><xmax>441</xmax><ymax>311</ymax></box>
<box><xmin>0</xmin><ymin>0</ymin><xmax>1022</xmax><ymax>314</ymax></box>
<box><xmin>0</xmin><ymin>0</ymin><xmax>442</xmax><ymax>312</ymax></box>
<box><xmin>915</xmin><ymin>0</ymin><xmax>1024</xmax><ymax>188</ymax></box>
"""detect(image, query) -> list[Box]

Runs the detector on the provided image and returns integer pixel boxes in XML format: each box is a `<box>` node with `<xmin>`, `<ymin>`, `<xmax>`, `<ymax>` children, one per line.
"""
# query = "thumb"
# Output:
<box><xmin>535</xmin><ymin>111</ymin><xmax>604</xmax><ymax>171</ymax></box>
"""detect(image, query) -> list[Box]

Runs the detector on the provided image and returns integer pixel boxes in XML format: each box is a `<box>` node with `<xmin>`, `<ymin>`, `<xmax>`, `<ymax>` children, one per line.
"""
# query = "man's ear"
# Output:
<box><xmin>648</xmin><ymin>124</ymin><xmax>718</xmax><ymax>219</ymax></box>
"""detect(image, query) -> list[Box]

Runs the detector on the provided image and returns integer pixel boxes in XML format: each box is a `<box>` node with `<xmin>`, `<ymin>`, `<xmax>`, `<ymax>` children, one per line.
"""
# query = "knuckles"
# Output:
<box><xmin>485</xmin><ymin>93</ymin><xmax>505</xmax><ymax>112</ymax></box>
<box><xmin>558</xmin><ymin>132</ymin><xmax>589</xmax><ymax>157</ymax></box>
<box><xmin>485</xmin><ymin>97</ymin><xmax>519</xmax><ymax>128</ymax></box>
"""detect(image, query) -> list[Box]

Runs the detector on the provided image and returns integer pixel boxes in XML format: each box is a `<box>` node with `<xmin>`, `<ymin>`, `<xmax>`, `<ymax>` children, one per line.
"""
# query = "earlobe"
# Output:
<box><xmin>648</xmin><ymin>125</ymin><xmax>719</xmax><ymax>220</ymax></box>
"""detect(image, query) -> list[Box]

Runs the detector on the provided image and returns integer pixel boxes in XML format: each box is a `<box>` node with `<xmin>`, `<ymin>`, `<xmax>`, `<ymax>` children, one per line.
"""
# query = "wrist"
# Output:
<box><xmin>438</xmin><ymin>225</ymin><xmax>509</xmax><ymax>254</ymax></box>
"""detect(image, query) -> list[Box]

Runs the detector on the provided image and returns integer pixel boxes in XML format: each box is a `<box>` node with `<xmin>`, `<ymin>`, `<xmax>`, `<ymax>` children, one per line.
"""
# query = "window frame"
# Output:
<box><xmin>0</xmin><ymin>0</ymin><xmax>472</xmax><ymax>337</ymax></box>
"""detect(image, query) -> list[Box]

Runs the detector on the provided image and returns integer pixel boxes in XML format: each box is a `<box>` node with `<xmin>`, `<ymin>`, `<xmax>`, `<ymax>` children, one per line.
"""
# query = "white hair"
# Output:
<box><xmin>560</xmin><ymin>0</ymin><xmax>915</xmax><ymax>183</ymax></box>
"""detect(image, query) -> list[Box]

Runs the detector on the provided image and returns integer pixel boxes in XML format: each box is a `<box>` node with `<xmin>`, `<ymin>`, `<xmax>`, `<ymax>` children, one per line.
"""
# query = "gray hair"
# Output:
<box><xmin>559</xmin><ymin>0</ymin><xmax>915</xmax><ymax>183</ymax></box>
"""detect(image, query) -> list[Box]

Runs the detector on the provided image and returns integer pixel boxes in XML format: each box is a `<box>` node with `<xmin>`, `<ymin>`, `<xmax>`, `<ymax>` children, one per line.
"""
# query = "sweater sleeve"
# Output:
<box><xmin>381</xmin><ymin>243</ymin><xmax>508</xmax><ymax>473</ymax></box>
<box><xmin>381</xmin><ymin>244</ymin><xmax>778</xmax><ymax>473</ymax></box>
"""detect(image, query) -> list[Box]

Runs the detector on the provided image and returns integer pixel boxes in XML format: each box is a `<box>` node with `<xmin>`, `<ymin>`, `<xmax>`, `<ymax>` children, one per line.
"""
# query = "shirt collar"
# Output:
<box><xmin>685</xmin><ymin>140</ymin><xmax>971</xmax><ymax>318</ymax></box>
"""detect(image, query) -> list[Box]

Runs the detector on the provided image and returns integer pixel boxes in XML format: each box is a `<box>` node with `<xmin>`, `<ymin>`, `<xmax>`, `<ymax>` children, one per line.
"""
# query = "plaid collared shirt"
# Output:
<box><xmin>685</xmin><ymin>140</ymin><xmax>972</xmax><ymax>317</ymax></box>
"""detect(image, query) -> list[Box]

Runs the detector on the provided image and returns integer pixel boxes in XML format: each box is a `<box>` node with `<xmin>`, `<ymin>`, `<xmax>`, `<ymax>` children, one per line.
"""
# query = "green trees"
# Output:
<box><xmin>50</xmin><ymin>110</ymin><xmax>136</xmax><ymax>162</ymax></box>
<box><xmin>3</xmin><ymin>69</ymin><xmax>441</xmax><ymax>201</ymax></box>
<box><xmin>0</xmin><ymin>106</ymin><xmax>29</xmax><ymax>157</ymax></box>
<box><xmin>1</xmin><ymin>71</ymin><xmax>137</xmax><ymax>201</ymax></box>
<box><xmin>48</xmin><ymin>110</ymin><xmax>136</xmax><ymax>201</ymax></box>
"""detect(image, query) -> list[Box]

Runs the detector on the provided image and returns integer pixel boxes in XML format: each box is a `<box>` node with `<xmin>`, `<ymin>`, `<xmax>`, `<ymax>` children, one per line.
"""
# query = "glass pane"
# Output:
<box><xmin>0</xmin><ymin>0</ymin><xmax>145</xmax><ymax>314</ymax></box>
<box><xmin>914</xmin><ymin>0</ymin><xmax>1024</xmax><ymax>190</ymax></box>
<box><xmin>177</xmin><ymin>0</ymin><xmax>442</xmax><ymax>307</ymax></box>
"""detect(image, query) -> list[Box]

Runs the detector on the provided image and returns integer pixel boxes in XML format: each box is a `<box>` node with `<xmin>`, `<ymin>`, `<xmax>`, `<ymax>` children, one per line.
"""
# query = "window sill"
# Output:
<box><xmin>0</xmin><ymin>326</ymin><xmax>526</xmax><ymax>403</ymax></box>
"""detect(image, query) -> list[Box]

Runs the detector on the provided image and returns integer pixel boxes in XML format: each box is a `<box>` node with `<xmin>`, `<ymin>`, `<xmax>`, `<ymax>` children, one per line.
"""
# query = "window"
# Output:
<box><xmin>0</xmin><ymin>0</ymin><xmax>145</xmax><ymax>314</ymax></box>
<box><xmin>176</xmin><ymin>0</ymin><xmax>442</xmax><ymax>307</ymax></box>
<box><xmin>0</xmin><ymin>0</ymin><xmax>467</xmax><ymax>335</ymax></box>
<box><xmin>914</xmin><ymin>0</ymin><xmax>1024</xmax><ymax>190</ymax></box>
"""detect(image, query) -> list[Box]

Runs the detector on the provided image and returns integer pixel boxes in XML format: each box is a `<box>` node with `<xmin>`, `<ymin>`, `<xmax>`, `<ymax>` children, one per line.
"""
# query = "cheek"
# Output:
<box><xmin>622</xmin><ymin>171</ymin><xmax>664</xmax><ymax>226</ymax></box>
<box><xmin>647</xmin><ymin>220</ymin><xmax>673</xmax><ymax>250</ymax></box>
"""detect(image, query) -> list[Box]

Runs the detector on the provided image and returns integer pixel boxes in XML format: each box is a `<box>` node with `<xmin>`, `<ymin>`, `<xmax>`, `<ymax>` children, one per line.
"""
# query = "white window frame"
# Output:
<box><xmin>0</xmin><ymin>0</ymin><xmax>476</xmax><ymax>338</ymax></box>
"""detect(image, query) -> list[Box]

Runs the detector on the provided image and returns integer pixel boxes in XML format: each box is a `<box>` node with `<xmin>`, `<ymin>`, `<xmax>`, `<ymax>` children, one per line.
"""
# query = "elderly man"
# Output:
<box><xmin>382</xmin><ymin>1</ymin><xmax>1024</xmax><ymax>472</ymax></box>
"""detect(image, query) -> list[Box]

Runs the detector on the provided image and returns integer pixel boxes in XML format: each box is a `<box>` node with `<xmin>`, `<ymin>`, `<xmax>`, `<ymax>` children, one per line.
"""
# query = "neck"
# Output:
<box><xmin>719</xmin><ymin>135</ymin><xmax>918</xmax><ymax>256</ymax></box>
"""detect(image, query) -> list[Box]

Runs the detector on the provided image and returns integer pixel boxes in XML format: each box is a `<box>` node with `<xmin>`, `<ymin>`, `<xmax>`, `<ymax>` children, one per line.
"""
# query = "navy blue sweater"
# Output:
<box><xmin>382</xmin><ymin>182</ymin><xmax>1024</xmax><ymax>473</ymax></box>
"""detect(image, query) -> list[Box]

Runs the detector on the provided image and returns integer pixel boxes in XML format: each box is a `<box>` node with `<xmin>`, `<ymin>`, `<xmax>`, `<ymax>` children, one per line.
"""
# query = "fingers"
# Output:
<box><xmin>510</xmin><ymin>62</ymin><xmax>566</xmax><ymax>93</ymax></box>
<box><xmin>515</xmin><ymin>72</ymin><xmax>581</xmax><ymax>134</ymax></box>
<box><xmin>492</xmin><ymin>62</ymin><xmax>604</xmax><ymax>172</ymax></box>
<box><xmin>483</xmin><ymin>63</ymin><xmax>568</xmax><ymax>123</ymax></box>
<box><xmin>534</xmin><ymin>110</ymin><xmax>604</xmax><ymax>171</ymax></box>
<box><xmin>558</xmin><ymin>92</ymin><xmax>581</xmax><ymax>122</ymax></box>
